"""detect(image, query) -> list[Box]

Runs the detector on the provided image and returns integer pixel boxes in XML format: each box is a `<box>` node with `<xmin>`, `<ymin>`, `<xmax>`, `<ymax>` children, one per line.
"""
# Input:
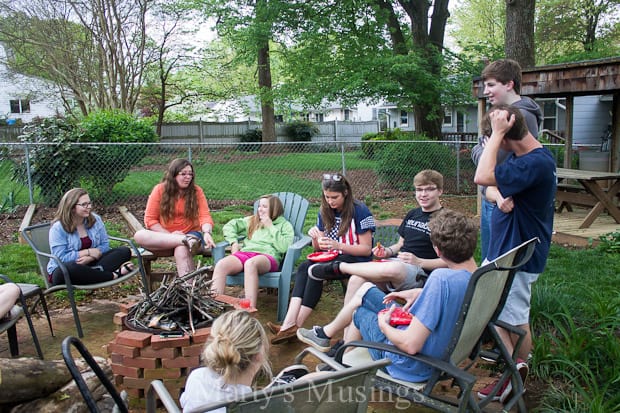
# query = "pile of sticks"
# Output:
<box><xmin>125</xmin><ymin>266</ymin><xmax>230</xmax><ymax>334</ymax></box>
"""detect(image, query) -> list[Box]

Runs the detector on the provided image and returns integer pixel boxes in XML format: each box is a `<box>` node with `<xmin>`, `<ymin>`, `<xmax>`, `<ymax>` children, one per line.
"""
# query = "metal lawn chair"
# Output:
<box><xmin>22</xmin><ymin>222</ymin><xmax>150</xmax><ymax>337</ymax></box>
<box><xmin>329</xmin><ymin>238</ymin><xmax>539</xmax><ymax>413</ymax></box>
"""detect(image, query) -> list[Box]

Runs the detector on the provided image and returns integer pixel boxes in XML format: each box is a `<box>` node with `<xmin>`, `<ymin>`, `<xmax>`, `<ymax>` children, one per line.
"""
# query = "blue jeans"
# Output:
<box><xmin>480</xmin><ymin>198</ymin><xmax>496</xmax><ymax>261</ymax></box>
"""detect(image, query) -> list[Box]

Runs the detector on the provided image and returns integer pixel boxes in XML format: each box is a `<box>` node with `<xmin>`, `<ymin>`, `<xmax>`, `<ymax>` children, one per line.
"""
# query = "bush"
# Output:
<box><xmin>17</xmin><ymin>117</ymin><xmax>87</xmax><ymax>205</ymax></box>
<box><xmin>238</xmin><ymin>128</ymin><xmax>262</xmax><ymax>152</ymax></box>
<box><xmin>79</xmin><ymin>110</ymin><xmax>158</xmax><ymax>203</ymax></box>
<box><xmin>374</xmin><ymin>135</ymin><xmax>458</xmax><ymax>190</ymax></box>
<box><xmin>284</xmin><ymin>121</ymin><xmax>319</xmax><ymax>142</ymax></box>
<box><xmin>17</xmin><ymin>111</ymin><xmax>158</xmax><ymax>206</ymax></box>
<box><xmin>360</xmin><ymin>128</ymin><xmax>414</xmax><ymax>159</ymax></box>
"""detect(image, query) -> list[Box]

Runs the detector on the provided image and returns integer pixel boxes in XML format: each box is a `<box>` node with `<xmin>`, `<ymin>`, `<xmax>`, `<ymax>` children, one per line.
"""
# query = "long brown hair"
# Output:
<box><xmin>159</xmin><ymin>158</ymin><xmax>199</xmax><ymax>225</ymax></box>
<box><xmin>320</xmin><ymin>173</ymin><xmax>354</xmax><ymax>237</ymax></box>
<box><xmin>247</xmin><ymin>195</ymin><xmax>284</xmax><ymax>239</ymax></box>
<box><xmin>53</xmin><ymin>188</ymin><xmax>96</xmax><ymax>232</ymax></box>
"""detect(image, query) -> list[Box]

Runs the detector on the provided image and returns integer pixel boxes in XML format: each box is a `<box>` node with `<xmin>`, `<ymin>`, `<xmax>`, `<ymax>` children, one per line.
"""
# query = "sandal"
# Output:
<box><xmin>113</xmin><ymin>262</ymin><xmax>135</xmax><ymax>279</ymax></box>
<box><xmin>183</xmin><ymin>234</ymin><xmax>202</xmax><ymax>255</ymax></box>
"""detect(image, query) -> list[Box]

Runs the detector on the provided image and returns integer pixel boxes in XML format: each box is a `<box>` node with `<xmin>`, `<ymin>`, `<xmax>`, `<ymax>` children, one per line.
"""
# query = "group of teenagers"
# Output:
<box><xmin>0</xmin><ymin>58</ymin><xmax>556</xmax><ymax>411</ymax></box>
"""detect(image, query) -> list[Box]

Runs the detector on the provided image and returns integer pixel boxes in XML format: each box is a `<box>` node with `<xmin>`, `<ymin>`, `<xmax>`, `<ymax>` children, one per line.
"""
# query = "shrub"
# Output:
<box><xmin>374</xmin><ymin>134</ymin><xmax>457</xmax><ymax>190</ymax></box>
<box><xmin>238</xmin><ymin>128</ymin><xmax>262</xmax><ymax>152</ymax></box>
<box><xmin>361</xmin><ymin>128</ymin><xmax>414</xmax><ymax>159</ymax></box>
<box><xmin>17</xmin><ymin>111</ymin><xmax>158</xmax><ymax>206</ymax></box>
<box><xmin>284</xmin><ymin>121</ymin><xmax>319</xmax><ymax>142</ymax></box>
<box><xmin>17</xmin><ymin>117</ymin><xmax>87</xmax><ymax>205</ymax></box>
<box><xmin>78</xmin><ymin>110</ymin><xmax>158</xmax><ymax>203</ymax></box>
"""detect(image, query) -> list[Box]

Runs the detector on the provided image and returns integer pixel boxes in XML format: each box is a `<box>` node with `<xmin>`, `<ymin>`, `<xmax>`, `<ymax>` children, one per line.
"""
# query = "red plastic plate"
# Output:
<box><xmin>378</xmin><ymin>307</ymin><xmax>413</xmax><ymax>326</ymax></box>
<box><xmin>307</xmin><ymin>250</ymin><xmax>339</xmax><ymax>262</ymax></box>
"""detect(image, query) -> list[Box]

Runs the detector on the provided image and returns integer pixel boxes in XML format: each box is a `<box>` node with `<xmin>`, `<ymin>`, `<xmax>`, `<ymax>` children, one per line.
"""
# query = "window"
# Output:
<box><xmin>400</xmin><ymin>110</ymin><xmax>408</xmax><ymax>126</ymax></box>
<box><xmin>10</xmin><ymin>99</ymin><xmax>30</xmax><ymax>114</ymax></box>
<box><xmin>540</xmin><ymin>99</ymin><xmax>564</xmax><ymax>131</ymax></box>
<box><xmin>443</xmin><ymin>108</ymin><xmax>452</xmax><ymax>126</ymax></box>
<box><xmin>344</xmin><ymin>109</ymin><xmax>350</xmax><ymax>121</ymax></box>
<box><xmin>314</xmin><ymin>113</ymin><xmax>324</xmax><ymax>122</ymax></box>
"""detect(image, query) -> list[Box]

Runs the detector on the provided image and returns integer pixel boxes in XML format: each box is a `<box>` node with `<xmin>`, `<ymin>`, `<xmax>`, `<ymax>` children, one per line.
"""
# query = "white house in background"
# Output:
<box><xmin>178</xmin><ymin>92</ymin><xmax>612</xmax><ymax>145</ymax></box>
<box><xmin>0</xmin><ymin>45</ymin><xmax>66</xmax><ymax>123</ymax></box>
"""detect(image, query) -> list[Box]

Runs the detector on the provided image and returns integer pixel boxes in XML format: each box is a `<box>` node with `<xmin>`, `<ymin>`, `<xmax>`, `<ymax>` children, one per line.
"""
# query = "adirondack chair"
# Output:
<box><xmin>22</xmin><ymin>222</ymin><xmax>150</xmax><ymax>338</ymax></box>
<box><xmin>62</xmin><ymin>336</ymin><xmax>129</xmax><ymax>413</ymax></box>
<box><xmin>0</xmin><ymin>274</ymin><xmax>44</xmax><ymax>359</ymax></box>
<box><xmin>212</xmin><ymin>192</ymin><xmax>311</xmax><ymax>321</ymax></box>
<box><xmin>145</xmin><ymin>348</ymin><xmax>389</xmax><ymax>413</ymax></box>
<box><xmin>330</xmin><ymin>238</ymin><xmax>539</xmax><ymax>413</ymax></box>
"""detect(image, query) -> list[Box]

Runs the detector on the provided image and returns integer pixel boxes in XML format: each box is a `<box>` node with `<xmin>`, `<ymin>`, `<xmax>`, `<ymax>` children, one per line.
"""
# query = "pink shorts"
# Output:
<box><xmin>232</xmin><ymin>251</ymin><xmax>279</xmax><ymax>272</ymax></box>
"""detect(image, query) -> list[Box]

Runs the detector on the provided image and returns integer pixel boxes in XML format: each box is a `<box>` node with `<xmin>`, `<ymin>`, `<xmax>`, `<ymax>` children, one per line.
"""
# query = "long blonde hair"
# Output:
<box><xmin>247</xmin><ymin>195</ymin><xmax>284</xmax><ymax>239</ymax></box>
<box><xmin>53</xmin><ymin>188</ymin><xmax>96</xmax><ymax>232</ymax></box>
<box><xmin>159</xmin><ymin>158</ymin><xmax>199</xmax><ymax>225</ymax></box>
<box><xmin>201</xmin><ymin>310</ymin><xmax>271</xmax><ymax>384</ymax></box>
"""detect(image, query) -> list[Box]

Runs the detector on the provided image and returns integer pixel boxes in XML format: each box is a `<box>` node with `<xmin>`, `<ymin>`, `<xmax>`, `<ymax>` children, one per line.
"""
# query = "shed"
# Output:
<box><xmin>473</xmin><ymin>57</ymin><xmax>620</xmax><ymax>172</ymax></box>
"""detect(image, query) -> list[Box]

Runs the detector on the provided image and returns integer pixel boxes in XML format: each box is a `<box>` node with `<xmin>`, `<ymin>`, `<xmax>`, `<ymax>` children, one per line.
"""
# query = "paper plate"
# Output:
<box><xmin>307</xmin><ymin>250</ymin><xmax>339</xmax><ymax>262</ymax></box>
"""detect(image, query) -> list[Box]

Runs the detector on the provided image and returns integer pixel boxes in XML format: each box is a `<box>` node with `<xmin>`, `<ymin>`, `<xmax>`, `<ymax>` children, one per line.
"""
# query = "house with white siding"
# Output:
<box><xmin>0</xmin><ymin>45</ymin><xmax>65</xmax><ymax>124</ymax></box>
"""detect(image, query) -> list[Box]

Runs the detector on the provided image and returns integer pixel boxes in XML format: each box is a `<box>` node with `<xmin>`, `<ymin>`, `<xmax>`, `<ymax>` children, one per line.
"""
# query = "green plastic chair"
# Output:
<box><xmin>212</xmin><ymin>192</ymin><xmax>311</xmax><ymax>321</ymax></box>
<box><xmin>22</xmin><ymin>222</ymin><xmax>150</xmax><ymax>338</ymax></box>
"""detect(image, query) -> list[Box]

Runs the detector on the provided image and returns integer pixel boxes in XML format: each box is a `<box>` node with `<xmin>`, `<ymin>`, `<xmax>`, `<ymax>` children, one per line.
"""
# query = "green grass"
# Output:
<box><xmin>530</xmin><ymin>244</ymin><xmax>620</xmax><ymax>411</ymax></box>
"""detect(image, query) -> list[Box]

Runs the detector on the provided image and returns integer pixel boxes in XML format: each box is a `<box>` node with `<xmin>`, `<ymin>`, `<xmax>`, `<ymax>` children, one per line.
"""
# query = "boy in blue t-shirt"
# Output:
<box><xmin>474</xmin><ymin>103</ymin><xmax>556</xmax><ymax>401</ymax></box>
<box><xmin>298</xmin><ymin>209</ymin><xmax>478</xmax><ymax>383</ymax></box>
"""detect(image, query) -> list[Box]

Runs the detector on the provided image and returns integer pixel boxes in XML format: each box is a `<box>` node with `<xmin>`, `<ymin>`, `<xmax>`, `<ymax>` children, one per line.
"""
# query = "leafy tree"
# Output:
<box><xmin>0</xmin><ymin>0</ymin><xmax>151</xmax><ymax>116</ymax></box>
<box><xmin>273</xmin><ymin>0</ymin><xmax>452</xmax><ymax>139</ymax></box>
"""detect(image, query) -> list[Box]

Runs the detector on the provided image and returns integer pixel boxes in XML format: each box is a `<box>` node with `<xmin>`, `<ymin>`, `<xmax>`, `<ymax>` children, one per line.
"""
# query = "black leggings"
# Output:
<box><xmin>51</xmin><ymin>246</ymin><xmax>131</xmax><ymax>285</ymax></box>
<box><xmin>291</xmin><ymin>255</ymin><xmax>367</xmax><ymax>309</ymax></box>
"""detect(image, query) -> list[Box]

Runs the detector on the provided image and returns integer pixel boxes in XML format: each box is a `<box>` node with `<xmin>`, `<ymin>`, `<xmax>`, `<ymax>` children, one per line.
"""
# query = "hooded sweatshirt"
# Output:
<box><xmin>222</xmin><ymin>215</ymin><xmax>294</xmax><ymax>264</ymax></box>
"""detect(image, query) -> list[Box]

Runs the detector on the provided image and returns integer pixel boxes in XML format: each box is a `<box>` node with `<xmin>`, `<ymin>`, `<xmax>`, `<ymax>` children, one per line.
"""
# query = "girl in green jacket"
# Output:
<box><xmin>211</xmin><ymin>195</ymin><xmax>294</xmax><ymax>308</ymax></box>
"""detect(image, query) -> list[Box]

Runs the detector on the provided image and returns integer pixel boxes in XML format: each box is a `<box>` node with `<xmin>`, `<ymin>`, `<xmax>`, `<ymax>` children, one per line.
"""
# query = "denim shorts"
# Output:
<box><xmin>353</xmin><ymin>287</ymin><xmax>388</xmax><ymax>361</ymax></box>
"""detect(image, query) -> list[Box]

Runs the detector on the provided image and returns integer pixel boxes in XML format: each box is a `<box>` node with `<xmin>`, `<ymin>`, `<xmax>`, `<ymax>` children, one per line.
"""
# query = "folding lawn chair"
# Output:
<box><xmin>329</xmin><ymin>238</ymin><xmax>539</xmax><ymax>413</ymax></box>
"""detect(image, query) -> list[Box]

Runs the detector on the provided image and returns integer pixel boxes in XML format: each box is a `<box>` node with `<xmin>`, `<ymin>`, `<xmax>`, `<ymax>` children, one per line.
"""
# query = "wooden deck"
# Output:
<box><xmin>553</xmin><ymin>207</ymin><xmax>619</xmax><ymax>247</ymax></box>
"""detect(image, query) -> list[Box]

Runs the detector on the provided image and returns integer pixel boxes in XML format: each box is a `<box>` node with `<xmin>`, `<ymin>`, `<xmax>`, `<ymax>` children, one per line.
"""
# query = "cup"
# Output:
<box><xmin>238</xmin><ymin>295</ymin><xmax>251</xmax><ymax>309</ymax></box>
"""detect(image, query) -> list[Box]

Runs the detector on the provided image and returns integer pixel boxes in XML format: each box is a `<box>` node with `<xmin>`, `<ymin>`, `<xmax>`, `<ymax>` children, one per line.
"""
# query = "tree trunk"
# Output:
<box><xmin>505</xmin><ymin>0</ymin><xmax>536</xmax><ymax>68</ymax></box>
<box><xmin>258</xmin><ymin>43</ymin><xmax>276</xmax><ymax>143</ymax></box>
<box><xmin>0</xmin><ymin>358</ymin><xmax>71</xmax><ymax>404</ymax></box>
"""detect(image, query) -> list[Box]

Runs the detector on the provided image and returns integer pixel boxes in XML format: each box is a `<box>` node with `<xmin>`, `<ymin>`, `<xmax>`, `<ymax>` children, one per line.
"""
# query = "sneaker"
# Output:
<box><xmin>297</xmin><ymin>326</ymin><xmax>331</xmax><ymax>352</ymax></box>
<box><xmin>480</xmin><ymin>347</ymin><xmax>500</xmax><ymax>363</ymax></box>
<box><xmin>307</xmin><ymin>261</ymin><xmax>344</xmax><ymax>281</ymax></box>
<box><xmin>265</xmin><ymin>364</ymin><xmax>310</xmax><ymax>389</ymax></box>
<box><xmin>477</xmin><ymin>358</ymin><xmax>528</xmax><ymax>403</ymax></box>
<box><xmin>326</xmin><ymin>339</ymin><xmax>345</xmax><ymax>357</ymax></box>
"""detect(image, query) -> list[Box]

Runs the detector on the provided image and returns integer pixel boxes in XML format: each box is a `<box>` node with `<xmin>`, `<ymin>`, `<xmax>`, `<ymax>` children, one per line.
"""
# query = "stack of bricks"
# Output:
<box><xmin>107</xmin><ymin>303</ymin><xmax>210</xmax><ymax>406</ymax></box>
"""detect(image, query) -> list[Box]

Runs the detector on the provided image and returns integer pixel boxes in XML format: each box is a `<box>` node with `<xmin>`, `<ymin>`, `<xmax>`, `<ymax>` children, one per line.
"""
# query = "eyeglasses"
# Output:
<box><xmin>415</xmin><ymin>186</ymin><xmax>438</xmax><ymax>194</ymax></box>
<box><xmin>178</xmin><ymin>172</ymin><xmax>194</xmax><ymax>177</ymax></box>
<box><xmin>323</xmin><ymin>173</ymin><xmax>343</xmax><ymax>182</ymax></box>
<box><xmin>76</xmin><ymin>202</ymin><xmax>93</xmax><ymax>208</ymax></box>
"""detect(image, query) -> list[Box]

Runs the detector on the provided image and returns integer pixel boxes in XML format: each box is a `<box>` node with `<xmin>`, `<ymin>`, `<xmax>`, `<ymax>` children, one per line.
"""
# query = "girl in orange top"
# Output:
<box><xmin>134</xmin><ymin>158</ymin><xmax>215</xmax><ymax>277</ymax></box>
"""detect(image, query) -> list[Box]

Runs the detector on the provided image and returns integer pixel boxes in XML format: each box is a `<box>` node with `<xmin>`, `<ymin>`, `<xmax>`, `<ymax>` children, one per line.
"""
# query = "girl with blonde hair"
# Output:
<box><xmin>210</xmin><ymin>195</ymin><xmax>294</xmax><ymax>308</ymax></box>
<box><xmin>180</xmin><ymin>310</ymin><xmax>271</xmax><ymax>411</ymax></box>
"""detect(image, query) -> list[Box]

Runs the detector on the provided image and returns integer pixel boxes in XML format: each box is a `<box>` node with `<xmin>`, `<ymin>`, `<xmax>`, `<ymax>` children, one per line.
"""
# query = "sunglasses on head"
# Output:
<box><xmin>323</xmin><ymin>173</ymin><xmax>343</xmax><ymax>182</ymax></box>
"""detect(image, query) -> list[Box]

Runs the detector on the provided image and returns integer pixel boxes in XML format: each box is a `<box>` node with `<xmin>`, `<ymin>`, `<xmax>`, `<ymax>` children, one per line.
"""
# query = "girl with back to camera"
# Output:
<box><xmin>210</xmin><ymin>195</ymin><xmax>294</xmax><ymax>308</ymax></box>
<box><xmin>268</xmin><ymin>173</ymin><xmax>375</xmax><ymax>344</ymax></box>
<box><xmin>134</xmin><ymin>158</ymin><xmax>216</xmax><ymax>277</ymax></box>
<box><xmin>48</xmin><ymin>188</ymin><xmax>134</xmax><ymax>286</ymax></box>
<box><xmin>180</xmin><ymin>310</ymin><xmax>310</xmax><ymax>412</ymax></box>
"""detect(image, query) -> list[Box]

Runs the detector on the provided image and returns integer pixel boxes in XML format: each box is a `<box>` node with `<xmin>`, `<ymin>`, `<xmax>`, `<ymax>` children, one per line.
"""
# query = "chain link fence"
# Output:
<box><xmin>0</xmin><ymin>140</ymin><xmax>565</xmax><ymax>215</ymax></box>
